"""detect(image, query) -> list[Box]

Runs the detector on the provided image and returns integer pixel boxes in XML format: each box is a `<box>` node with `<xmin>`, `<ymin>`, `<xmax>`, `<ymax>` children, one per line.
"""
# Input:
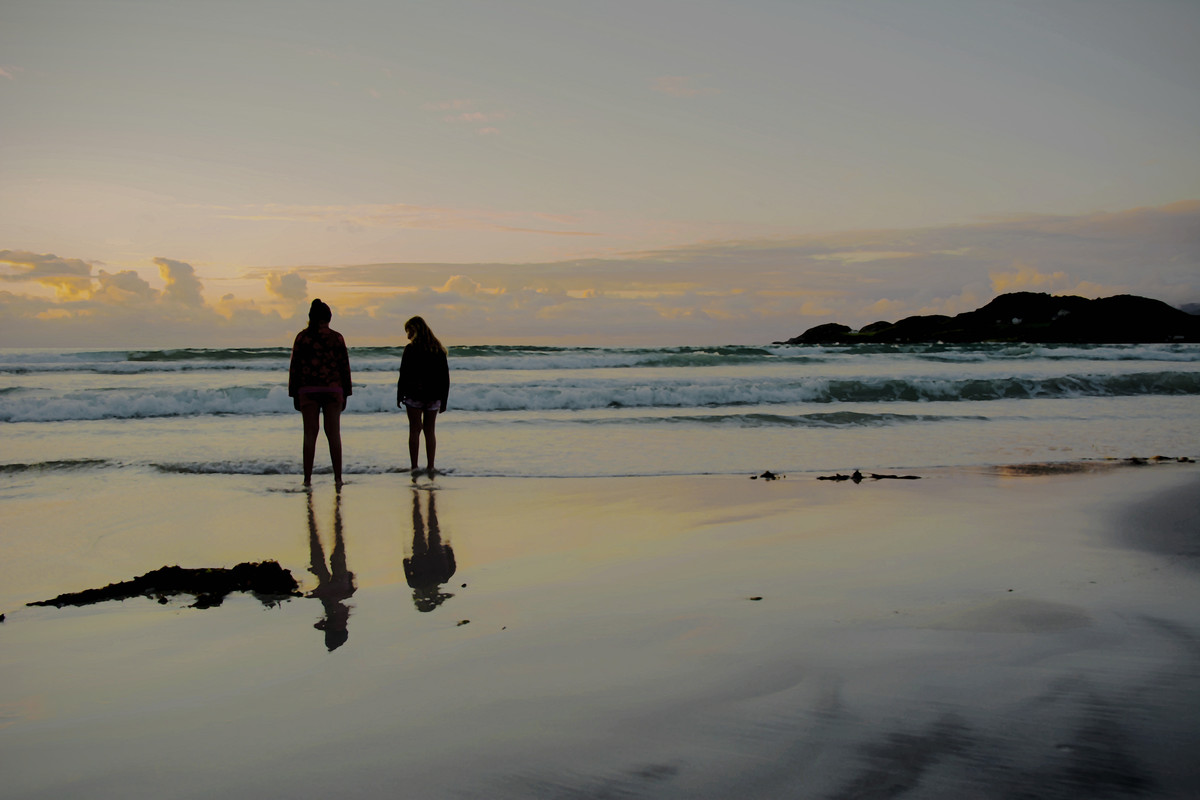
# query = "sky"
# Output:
<box><xmin>2</xmin><ymin>0</ymin><xmax>1198</xmax><ymax>346</ymax></box>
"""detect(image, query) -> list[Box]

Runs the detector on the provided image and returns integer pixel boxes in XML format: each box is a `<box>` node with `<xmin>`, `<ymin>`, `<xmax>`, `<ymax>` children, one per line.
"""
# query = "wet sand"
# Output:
<box><xmin>2</xmin><ymin>464</ymin><xmax>1199</xmax><ymax>799</ymax></box>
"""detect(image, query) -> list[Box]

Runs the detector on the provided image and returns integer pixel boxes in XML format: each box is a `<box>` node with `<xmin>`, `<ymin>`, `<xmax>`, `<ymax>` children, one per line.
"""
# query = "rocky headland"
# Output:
<box><xmin>780</xmin><ymin>292</ymin><xmax>1200</xmax><ymax>345</ymax></box>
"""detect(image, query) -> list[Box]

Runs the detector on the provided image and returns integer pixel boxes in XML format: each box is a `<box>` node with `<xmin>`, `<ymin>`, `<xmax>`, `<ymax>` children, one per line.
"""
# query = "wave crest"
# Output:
<box><xmin>2</xmin><ymin>371</ymin><xmax>1197</xmax><ymax>422</ymax></box>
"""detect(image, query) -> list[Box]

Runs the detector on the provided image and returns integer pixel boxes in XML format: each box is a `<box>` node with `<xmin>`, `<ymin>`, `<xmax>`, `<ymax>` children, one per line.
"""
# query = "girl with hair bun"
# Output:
<box><xmin>397</xmin><ymin>315</ymin><xmax>449</xmax><ymax>474</ymax></box>
<box><xmin>288</xmin><ymin>299</ymin><xmax>353</xmax><ymax>487</ymax></box>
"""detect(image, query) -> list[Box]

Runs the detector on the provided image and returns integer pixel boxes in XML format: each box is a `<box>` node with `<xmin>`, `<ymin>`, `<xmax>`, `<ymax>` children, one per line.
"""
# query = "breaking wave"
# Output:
<box><xmin>2</xmin><ymin>371</ymin><xmax>1197</xmax><ymax>422</ymax></box>
<box><xmin>3</xmin><ymin>342</ymin><xmax>1198</xmax><ymax>376</ymax></box>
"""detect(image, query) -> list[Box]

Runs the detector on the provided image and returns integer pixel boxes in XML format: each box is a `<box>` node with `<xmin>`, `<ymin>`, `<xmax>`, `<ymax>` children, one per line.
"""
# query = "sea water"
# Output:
<box><xmin>2</xmin><ymin>342</ymin><xmax>1199</xmax><ymax>478</ymax></box>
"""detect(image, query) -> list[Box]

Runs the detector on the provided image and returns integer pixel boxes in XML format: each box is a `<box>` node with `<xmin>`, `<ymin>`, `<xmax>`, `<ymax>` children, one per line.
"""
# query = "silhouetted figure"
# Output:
<box><xmin>307</xmin><ymin>490</ymin><xmax>356</xmax><ymax>651</ymax></box>
<box><xmin>404</xmin><ymin>489</ymin><xmax>456</xmax><ymax>612</ymax></box>
<box><xmin>397</xmin><ymin>315</ymin><xmax>449</xmax><ymax>474</ymax></box>
<box><xmin>289</xmin><ymin>299</ymin><xmax>353</xmax><ymax>487</ymax></box>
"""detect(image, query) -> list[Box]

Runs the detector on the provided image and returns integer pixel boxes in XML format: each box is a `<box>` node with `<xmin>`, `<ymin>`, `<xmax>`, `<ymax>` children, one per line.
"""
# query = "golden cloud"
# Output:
<box><xmin>990</xmin><ymin>262</ymin><xmax>1071</xmax><ymax>294</ymax></box>
<box><xmin>266</xmin><ymin>271</ymin><xmax>308</xmax><ymax>302</ymax></box>
<box><xmin>154</xmin><ymin>257</ymin><xmax>205</xmax><ymax>306</ymax></box>
<box><xmin>2</xmin><ymin>200</ymin><xmax>1196</xmax><ymax>346</ymax></box>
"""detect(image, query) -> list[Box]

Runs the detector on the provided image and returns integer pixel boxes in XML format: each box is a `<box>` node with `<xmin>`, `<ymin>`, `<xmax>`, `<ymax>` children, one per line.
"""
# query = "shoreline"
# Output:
<box><xmin>2</xmin><ymin>462</ymin><xmax>1199</xmax><ymax>798</ymax></box>
<box><xmin>3</xmin><ymin>458</ymin><xmax>1196</xmax><ymax>611</ymax></box>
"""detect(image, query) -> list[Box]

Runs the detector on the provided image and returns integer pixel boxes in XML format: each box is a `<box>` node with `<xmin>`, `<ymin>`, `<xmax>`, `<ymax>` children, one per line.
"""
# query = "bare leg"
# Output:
<box><xmin>423</xmin><ymin>410</ymin><xmax>438</xmax><ymax>472</ymax></box>
<box><xmin>322</xmin><ymin>401</ymin><xmax>343</xmax><ymax>486</ymax></box>
<box><xmin>406</xmin><ymin>405</ymin><xmax>423</xmax><ymax>471</ymax></box>
<box><xmin>300</xmin><ymin>404</ymin><xmax>321</xmax><ymax>485</ymax></box>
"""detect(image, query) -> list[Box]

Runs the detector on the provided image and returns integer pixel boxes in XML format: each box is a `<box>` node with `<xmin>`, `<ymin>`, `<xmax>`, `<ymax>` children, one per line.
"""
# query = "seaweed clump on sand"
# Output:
<box><xmin>27</xmin><ymin>561</ymin><xmax>303</xmax><ymax>610</ymax></box>
<box><xmin>818</xmin><ymin>469</ymin><xmax>922</xmax><ymax>483</ymax></box>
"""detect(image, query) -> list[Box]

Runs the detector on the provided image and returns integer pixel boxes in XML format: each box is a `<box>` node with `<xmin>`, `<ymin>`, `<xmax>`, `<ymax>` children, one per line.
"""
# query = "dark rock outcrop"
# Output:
<box><xmin>780</xmin><ymin>293</ymin><xmax>1200</xmax><ymax>344</ymax></box>
<box><xmin>792</xmin><ymin>322</ymin><xmax>853</xmax><ymax>344</ymax></box>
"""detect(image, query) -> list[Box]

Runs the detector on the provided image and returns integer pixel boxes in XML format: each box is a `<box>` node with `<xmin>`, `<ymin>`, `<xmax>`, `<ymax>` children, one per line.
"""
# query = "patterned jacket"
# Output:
<box><xmin>289</xmin><ymin>327</ymin><xmax>352</xmax><ymax>397</ymax></box>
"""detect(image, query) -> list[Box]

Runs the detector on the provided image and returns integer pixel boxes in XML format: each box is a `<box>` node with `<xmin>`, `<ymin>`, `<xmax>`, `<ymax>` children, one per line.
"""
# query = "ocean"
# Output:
<box><xmin>2</xmin><ymin>342</ymin><xmax>1199</xmax><ymax>479</ymax></box>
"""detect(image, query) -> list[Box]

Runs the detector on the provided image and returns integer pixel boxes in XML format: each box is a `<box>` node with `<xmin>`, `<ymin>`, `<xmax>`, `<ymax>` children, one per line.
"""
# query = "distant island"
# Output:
<box><xmin>779</xmin><ymin>292</ymin><xmax>1200</xmax><ymax>345</ymax></box>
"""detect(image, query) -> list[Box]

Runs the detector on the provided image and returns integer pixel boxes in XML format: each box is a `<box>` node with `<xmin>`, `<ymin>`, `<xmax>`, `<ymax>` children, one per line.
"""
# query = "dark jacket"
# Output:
<box><xmin>289</xmin><ymin>327</ymin><xmax>352</xmax><ymax>398</ymax></box>
<box><xmin>397</xmin><ymin>345</ymin><xmax>449</xmax><ymax>410</ymax></box>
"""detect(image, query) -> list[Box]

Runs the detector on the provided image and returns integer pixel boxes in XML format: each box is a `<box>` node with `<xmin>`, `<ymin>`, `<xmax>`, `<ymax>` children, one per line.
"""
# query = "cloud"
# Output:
<box><xmin>812</xmin><ymin>251</ymin><xmax>919</xmax><ymax>264</ymax></box>
<box><xmin>153</xmin><ymin>257</ymin><xmax>205</xmax><ymax>306</ymax></box>
<box><xmin>990</xmin><ymin>262</ymin><xmax>1071</xmax><ymax>294</ymax></box>
<box><xmin>443</xmin><ymin>110</ymin><xmax>508</xmax><ymax>124</ymax></box>
<box><xmin>266</xmin><ymin>271</ymin><xmax>308</xmax><ymax>302</ymax></box>
<box><xmin>918</xmin><ymin>287</ymin><xmax>988</xmax><ymax>318</ymax></box>
<box><xmin>439</xmin><ymin>275</ymin><xmax>488</xmax><ymax>296</ymax></box>
<box><xmin>861</xmin><ymin>298</ymin><xmax>906</xmax><ymax>320</ymax></box>
<box><xmin>93</xmin><ymin>270</ymin><xmax>158</xmax><ymax>304</ymax></box>
<box><xmin>0</xmin><ymin>253</ymin><xmax>293</xmax><ymax>347</ymax></box>
<box><xmin>0</xmin><ymin>249</ymin><xmax>94</xmax><ymax>298</ymax></box>
<box><xmin>2</xmin><ymin>201</ymin><xmax>1197</xmax><ymax>346</ymax></box>
<box><xmin>652</xmin><ymin>76</ymin><xmax>721</xmax><ymax>97</ymax></box>
<box><xmin>277</xmin><ymin>200</ymin><xmax>1200</xmax><ymax>341</ymax></box>
<box><xmin>427</xmin><ymin>98</ymin><xmax>510</xmax><ymax>134</ymax></box>
<box><xmin>424</xmin><ymin>99</ymin><xmax>473</xmax><ymax>111</ymax></box>
<box><xmin>209</xmin><ymin>202</ymin><xmax>598</xmax><ymax>237</ymax></box>
<box><xmin>0</xmin><ymin>250</ymin><xmax>93</xmax><ymax>279</ymax></box>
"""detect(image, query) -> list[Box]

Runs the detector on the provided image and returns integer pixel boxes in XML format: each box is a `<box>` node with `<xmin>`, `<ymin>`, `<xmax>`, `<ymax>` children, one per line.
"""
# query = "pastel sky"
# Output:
<box><xmin>2</xmin><ymin>0</ymin><xmax>1198</xmax><ymax>346</ymax></box>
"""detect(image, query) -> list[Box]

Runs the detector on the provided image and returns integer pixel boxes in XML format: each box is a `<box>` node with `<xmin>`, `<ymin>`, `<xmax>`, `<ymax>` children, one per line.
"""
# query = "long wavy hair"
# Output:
<box><xmin>404</xmin><ymin>316</ymin><xmax>446</xmax><ymax>355</ymax></box>
<box><xmin>307</xmin><ymin>299</ymin><xmax>332</xmax><ymax>331</ymax></box>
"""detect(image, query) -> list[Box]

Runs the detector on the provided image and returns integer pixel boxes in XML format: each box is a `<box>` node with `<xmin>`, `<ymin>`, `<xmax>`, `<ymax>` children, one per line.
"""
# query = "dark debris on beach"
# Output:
<box><xmin>27</xmin><ymin>561</ymin><xmax>303</xmax><ymax>610</ymax></box>
<box><xmin>818</xmin><ymin>469</ymin><xmax>922</xmax><ymax>483</ymax></box>
<box><xmin>753</xmin><ymin>468</ymin><xmax>925</xmax><ymax>482</ymax></box>
<box><xmin>997</xmin><ymin>456</ymin><xmax>1197</xmax><ymax>477</ymax></box>
<box><xmin>815</xmin><ymin>456</ymin><xmax>1197</xmax><ymax>482</ymax></box>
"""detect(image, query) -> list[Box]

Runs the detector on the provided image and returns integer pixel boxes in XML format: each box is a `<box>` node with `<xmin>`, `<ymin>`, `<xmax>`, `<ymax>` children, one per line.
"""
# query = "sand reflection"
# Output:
<box><xmin>404</xmin><ymin>488</ymin><xmax>457</xmax><ymax>612</ymax></box>
<box><xmin>306</xmin><ymin>490</ymin><xmax>356</xmax><ymax>651</ymax></box>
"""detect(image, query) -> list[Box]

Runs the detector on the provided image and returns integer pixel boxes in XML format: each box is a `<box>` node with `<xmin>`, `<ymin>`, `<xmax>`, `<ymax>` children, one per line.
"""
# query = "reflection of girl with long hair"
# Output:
<box><xmin>404</xmin><ymin>490</ymin><xmax>456</xmax><ymax>613</ymax></box>
<box><xmin>397</xmin><ymin>316</ymin><xmax>449</xmax><ymax>474</ymax></box>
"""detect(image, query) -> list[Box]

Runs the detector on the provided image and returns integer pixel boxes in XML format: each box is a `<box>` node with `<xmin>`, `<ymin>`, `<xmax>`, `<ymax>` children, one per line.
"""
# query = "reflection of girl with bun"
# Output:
<box><xmin>397</xmin><ymin>316</ymin><xmax>449</xmax><ymax>474</ymax></box>
<box><xmin>289</xmin><ymin>299</ymin><xmax>353</xmax><ymax>487</ymax></box>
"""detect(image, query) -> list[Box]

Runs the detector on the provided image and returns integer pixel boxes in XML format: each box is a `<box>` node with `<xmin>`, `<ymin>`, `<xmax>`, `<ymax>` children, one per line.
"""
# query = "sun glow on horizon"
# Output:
<box><xmin>2</xmin><ymin>198</ymin><xmax>1197</xmax><ymax>347</ymax></box>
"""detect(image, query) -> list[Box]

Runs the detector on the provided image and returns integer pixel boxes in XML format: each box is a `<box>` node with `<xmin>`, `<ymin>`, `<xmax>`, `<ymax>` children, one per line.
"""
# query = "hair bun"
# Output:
<box><xmin>308</xmin><ymin>298</ymin><xmax>332</xmax><ymax>325</ymax></box>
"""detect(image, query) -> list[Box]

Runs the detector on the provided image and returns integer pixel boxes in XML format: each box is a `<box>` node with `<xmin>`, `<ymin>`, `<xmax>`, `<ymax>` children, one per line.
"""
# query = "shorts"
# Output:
<box><xmin>296</xmin><ymin>387</ymin><xmax>344</xmax><ymax>410</ymax></box>
<box><xmin>402</xmin><ymin>397</ymin><xmax>443</xmax><ymax>412</ymax></box>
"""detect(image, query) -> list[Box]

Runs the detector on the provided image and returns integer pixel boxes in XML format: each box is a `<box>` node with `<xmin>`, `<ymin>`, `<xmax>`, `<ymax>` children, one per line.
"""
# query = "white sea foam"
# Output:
<box><xmin>2</xmin><ymin>342</ymin><xmax>1196</xmax><ymax>377</ymax></box>
<box><xmin>3</xmin><ymin>344</ymin><xmax>1199</xmax><ymax>477</ymax></box>
<box><xmin>2</xmin><ymin>371</ymin><xmax>1198</xmax><ymax>422</ymax></box>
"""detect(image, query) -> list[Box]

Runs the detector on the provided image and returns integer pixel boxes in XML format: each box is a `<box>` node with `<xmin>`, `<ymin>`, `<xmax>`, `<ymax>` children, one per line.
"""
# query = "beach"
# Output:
<box><xmin>3</xmin><ymin>462</ymin><xmax>1199</xmax><ymax>799</ymax></box>
<box><xmin>7</xmin><ymin>0</ymin><xmax>1200</xmax><ymax>793</ymax></box>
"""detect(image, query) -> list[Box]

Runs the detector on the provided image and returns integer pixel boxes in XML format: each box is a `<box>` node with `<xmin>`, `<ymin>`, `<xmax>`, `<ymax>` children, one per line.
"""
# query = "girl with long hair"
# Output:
<box><xmin>397</xmin><ymin>316</ymin><xmax>449</xmax><ymax>473</ymax></box>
